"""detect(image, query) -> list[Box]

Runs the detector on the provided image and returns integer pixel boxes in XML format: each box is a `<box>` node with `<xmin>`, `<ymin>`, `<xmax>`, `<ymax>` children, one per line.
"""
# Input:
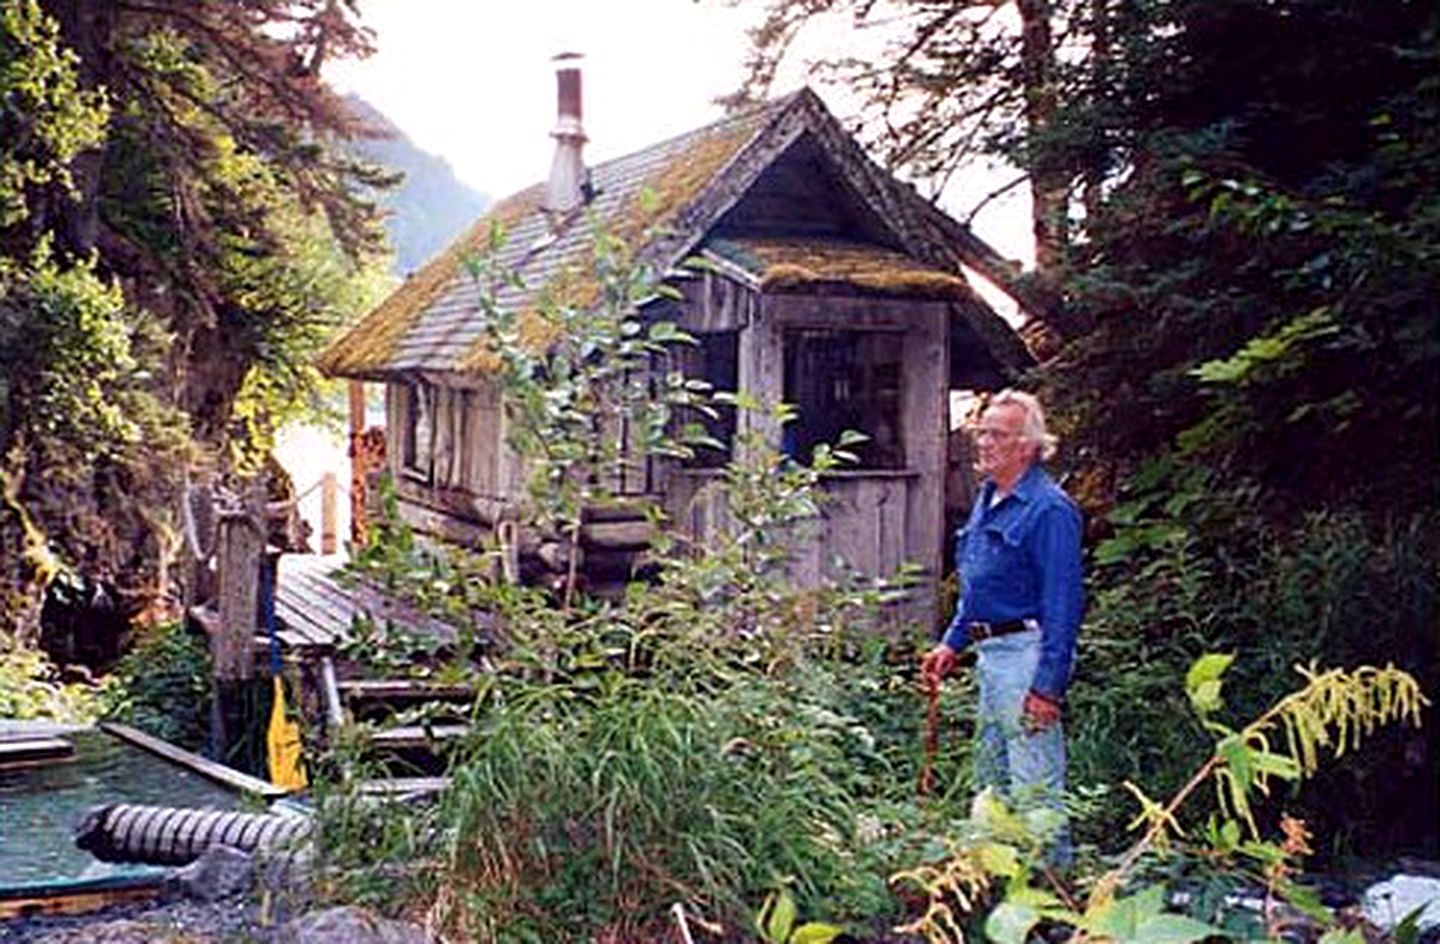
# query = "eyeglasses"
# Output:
<box><xmin>970</xmin><ymin>426</ymin><xmax>1021</xmax><ymax>442</ymax></box>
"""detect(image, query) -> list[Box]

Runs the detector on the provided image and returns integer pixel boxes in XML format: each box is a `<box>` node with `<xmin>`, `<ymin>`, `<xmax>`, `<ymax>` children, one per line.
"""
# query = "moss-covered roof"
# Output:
<box><xmin>318</xmin><ymin>88</ymin><xmax>1032</xmax><ymax>381</ymax></box>
<box><xmin>317</xmin><ymin>100</ymin><xmax>784</xmax><ymax>380</ymax></box>
<box><xmin>316</xmin><ymin>187</ymin><xmax>543</xmax><ymax>378</ymax></box>
<box><xmin>706</xmin><ymin>237</ymin><xmax>977</xmax><ymax>300</ymax></box>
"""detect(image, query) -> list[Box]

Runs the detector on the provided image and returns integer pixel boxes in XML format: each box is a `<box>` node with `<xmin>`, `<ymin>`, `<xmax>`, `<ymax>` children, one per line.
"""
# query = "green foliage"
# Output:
<box><xmin>318</xmin><ymin>225</ymin><xmax>955</xmax><ymax>938</ymax></box>
<box><xmin>757</xmin><ymin>887</ymin><xmax>844</xmax><ymax>944</ymax></box>
<box><xmin>0</xmin><ymin>234</ymin><xmax>187</xmax><ymax>643</ymax></box>
<box><xmin>1073</xmin><ymin>503</ymin><xmax>1439</xmax><ymax>852</ymax></box>
<box><xmin>0</xmin><ymin>0</ymin><xmax>388</xmax><ymax>646</ymax></box>
<box><xmin>896</xmin><ymin>655</ymin><xmax>1428</xmax><ymax>944</ymax></box>
<box><xmin>0</xmin><ymin>239</ymin><xmax>137</xmax><ymax>451</ymax></box>
<box><xmin>0</xmin><ymin>0</ymin><xmax>108</xmax><ymax>227</ymax></box>
<box><xmin>327</xmin><ymin>424</ymin><xmax>950</xmax><ymax>938</ymax></box>
<box><xmin>97</xmin><ymin>620</ymin><xmax>211</xmax><ymax>751</ymax></box>
<box><xmin>464</xmin><ymin>216</ymin><xmax>714</xmax><ymax>575</ymax></box>
<box><xmin>0</xmin><ymin>645</ymin><xmax>98</xmax><ymax>722</ymax></box>
<box><xmin>307</xmin><ymin>733</ymin><xmax>437</xmax><ymax>911</ymax></box>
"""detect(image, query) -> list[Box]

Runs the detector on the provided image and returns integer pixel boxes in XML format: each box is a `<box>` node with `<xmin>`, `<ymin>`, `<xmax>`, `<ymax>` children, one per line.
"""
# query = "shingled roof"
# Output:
<box><xmin>318</xmin><ymin>89</ymin><xmax>1031</xmax><ymax>381</ymax></box>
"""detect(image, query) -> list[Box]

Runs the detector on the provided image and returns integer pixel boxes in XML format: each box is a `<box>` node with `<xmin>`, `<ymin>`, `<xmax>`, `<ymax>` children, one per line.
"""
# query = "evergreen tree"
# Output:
<box><xmin>1</xmin><ymin>0</ymin><xmax>388</xmax><ymax>640</ymax></box>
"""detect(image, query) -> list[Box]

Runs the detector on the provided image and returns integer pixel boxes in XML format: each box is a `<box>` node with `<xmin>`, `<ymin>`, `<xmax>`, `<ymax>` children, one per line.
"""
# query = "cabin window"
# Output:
<box><xmin>401</xmin><ymin>382</ymin><xmax>434</xmax><ymax>481</ymax></box>
<box><xmin>783</xmin><ymin>329</ymin><xmax>905</xmax><ymax>469</ymax></box>
<box><xmin>674</xmin><ymin>331</ymin><xmax>738</xmax><ymax>468</ymax></box>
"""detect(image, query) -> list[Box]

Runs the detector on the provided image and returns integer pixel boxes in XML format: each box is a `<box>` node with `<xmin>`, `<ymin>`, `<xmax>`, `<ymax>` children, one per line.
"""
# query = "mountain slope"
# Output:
<box><xmin>348</xmin><ymin>96</ymin><xmax>490</xmax><ymax>274</ymax></box>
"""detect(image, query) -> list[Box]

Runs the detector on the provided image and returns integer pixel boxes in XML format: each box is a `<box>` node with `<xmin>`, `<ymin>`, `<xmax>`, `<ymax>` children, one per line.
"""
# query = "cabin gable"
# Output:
<box><xmin>322</xmin><ymin>85</ymin><xmax>1035</xmax><ymax>612</ymax></box>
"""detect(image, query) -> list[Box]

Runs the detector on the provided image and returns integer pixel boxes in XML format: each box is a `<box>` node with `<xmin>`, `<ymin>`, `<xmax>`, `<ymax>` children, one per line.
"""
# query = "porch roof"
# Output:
<box><xmin>704</xmin><ymin>237</ymin><xmax>975</xmax><ymax>300</ymax></box>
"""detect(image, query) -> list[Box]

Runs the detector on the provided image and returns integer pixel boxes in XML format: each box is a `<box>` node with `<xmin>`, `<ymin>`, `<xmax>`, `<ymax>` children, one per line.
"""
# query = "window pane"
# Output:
<box><xmin>782</xmin><ymin>329</ymin><xmax>904</xmax><ymax>469</ymax></box>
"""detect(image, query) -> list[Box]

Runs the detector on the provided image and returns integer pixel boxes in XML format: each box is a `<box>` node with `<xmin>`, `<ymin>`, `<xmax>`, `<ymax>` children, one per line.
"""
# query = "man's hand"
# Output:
<box><xmin>921</xmin><ymin>644</ymin><xmax>957</xmax><ymax>685</ymax></box>
<box><xmin>1022</xmin><ymin>690</ymin><xmax>1062</xmax><ymax>733</ymax></box>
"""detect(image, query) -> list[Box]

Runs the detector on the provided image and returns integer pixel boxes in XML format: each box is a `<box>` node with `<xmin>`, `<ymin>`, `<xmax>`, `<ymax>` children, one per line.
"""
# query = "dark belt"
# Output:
<box><xmin>968</xmin><ymin>619</ymin><xmax>1033</xmax><ymax>641</ymax></box>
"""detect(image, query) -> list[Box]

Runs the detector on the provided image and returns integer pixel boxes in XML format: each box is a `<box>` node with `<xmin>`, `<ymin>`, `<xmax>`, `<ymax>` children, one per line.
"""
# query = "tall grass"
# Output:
<box><xmin>429</xmin><ymin>652</ymin><xmax>954</xmax><ymax>941</ymax></box>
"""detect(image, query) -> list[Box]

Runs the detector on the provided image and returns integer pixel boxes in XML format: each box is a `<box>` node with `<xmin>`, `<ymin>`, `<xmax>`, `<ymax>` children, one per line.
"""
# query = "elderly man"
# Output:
<box><xmin>922</xmin><ymin>389</ymin><xmax>1084</xmax><ymax>860</ymax></box>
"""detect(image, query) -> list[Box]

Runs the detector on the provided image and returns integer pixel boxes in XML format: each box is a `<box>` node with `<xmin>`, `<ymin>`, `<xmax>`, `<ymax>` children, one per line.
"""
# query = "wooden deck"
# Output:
<box><xmin>271</xmin><ymin>554</ymin><xmax>465</xmax><ymax>653</ymax></box>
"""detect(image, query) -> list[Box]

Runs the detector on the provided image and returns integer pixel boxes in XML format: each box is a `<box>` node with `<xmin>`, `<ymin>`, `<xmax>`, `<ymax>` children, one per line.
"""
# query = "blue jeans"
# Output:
<box><xmin>974</xmin><ymin>629</ymin><xmax>1071</xmax><ymax>866</ymax></box>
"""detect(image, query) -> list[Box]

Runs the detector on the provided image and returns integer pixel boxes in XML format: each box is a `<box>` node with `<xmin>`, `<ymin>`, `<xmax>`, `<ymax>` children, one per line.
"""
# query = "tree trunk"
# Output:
<box><xmin>1015</xmin><ymin>0</ymin><xmax>1068</xmax><ymax>275</ymax></box>
<box><xmin>181</xmin><ymin>321</ymin><xmax>252</xmax><ymax>445</ymax></box>
<box><xmin>1083</xmin><ymin>0</ymin><xmax>1111</xmax><ymax>225</ymax></box>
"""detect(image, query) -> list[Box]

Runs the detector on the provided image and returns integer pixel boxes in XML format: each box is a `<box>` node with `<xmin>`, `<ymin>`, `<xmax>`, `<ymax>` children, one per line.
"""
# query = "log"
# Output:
<box><xmin>75</xmin><ymin>802</ymin><xmax>308</xmax><ymax>866</ymax></box>
<box><xmin>580</xmin><ymin>519</ymin><xmax>654</xmax><ymax>550</ymax></box>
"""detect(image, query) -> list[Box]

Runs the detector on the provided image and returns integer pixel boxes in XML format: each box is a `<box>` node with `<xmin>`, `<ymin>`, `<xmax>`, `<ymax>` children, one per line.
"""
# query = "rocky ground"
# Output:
<box><xmin>0</xmin><ymin>891</ymin><xmax>427</xmax><ymax>943</ymax></box>
<box><xmin>0</xmin><ymin>895</ymin><xmax>265</xmax><ymax>943</ymax></box>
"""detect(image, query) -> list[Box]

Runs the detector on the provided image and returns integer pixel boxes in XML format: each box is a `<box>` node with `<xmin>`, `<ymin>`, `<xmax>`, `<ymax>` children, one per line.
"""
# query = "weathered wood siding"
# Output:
<box><xmin>376</xmin><ymin>279</ymin><xmax>956</xmax><ymax>618</ymax></box>
<box><xmin>664</xmin><ymin>287</ymin><xmax>951</xmax><ymax>621</ymax></box>
<box><xmin>384</xmin><ymin>378</ymin><xmax>518</xmax><ymax>546</ymax></box>
<box><xmin>671</xmin><ymin>266</ymin><xmax>759</xmax><ymax>334</ymax></box>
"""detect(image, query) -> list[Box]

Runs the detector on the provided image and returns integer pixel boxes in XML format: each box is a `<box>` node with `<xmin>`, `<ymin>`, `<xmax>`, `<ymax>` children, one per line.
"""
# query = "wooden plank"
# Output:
<box><xmin>278</xmin><ymin>576</ymin><xmax>351</xmax><ymax>637</ymax></box>
<box><xmin>356</xmin><ymin>777</ymin><xmax>452</xmax><ymax>798</ymax></box>
<box><xmin>0</xmin><ymin>880</ymin><xmax>164</xmax><ymax>920</ymax></box>
<box><xmin>276</xmin><ymin>557</ymin><xmax>362</xmax><ymax>647</ymax></box>
<box><xmin>100</xmin><ymin>722</ymin><xmax>289</xmax><ymax>799</ymax></box>
<box><xmin>0</xmin><ymin>736</ymin><xmax>74</xmax><ymax>767</ymax></box>
<box><xmin>274</xmin><ymin>581</ymin><xmax>340</xmax><ymax>637</ymax></box>
<box><xmin>277</xmin><ymin>556</ymin><xmax>348</xmax><ymax>626</ymax></box>
<box><xmin>273</xmin><ymin>554</ymin><xmax>470</xmax><ymax>653</ymax></box>
<box><xmin>580</xmin><ymin>519</ymin><xmax>654</xmax><ymax>550</ymax></box>
<box><xmin>273</xmin><ymin>589</ymin><xmax>345</xmax><ymax>649</ymax></box>
<box><xmin>214</xmin><ymin>500</ymin><xmax>264</xmax><ymax>682</ymax></box>
<box><xmin>368</xmin><ymin>724</ymin><xmax>469</xmax><ymax>750</ymax></box>
<box><xmin>339</xmin><ymin>680</ymin><xmax>477</xmax><ymax>701</ymax></box>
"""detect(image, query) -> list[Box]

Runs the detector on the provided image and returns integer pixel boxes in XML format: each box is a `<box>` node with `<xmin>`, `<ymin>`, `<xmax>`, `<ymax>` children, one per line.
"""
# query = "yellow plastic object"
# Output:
<box><xmin>267</xmin><ymin>675</ymin><xmax>308</xmax><ymax>791</ymax></box>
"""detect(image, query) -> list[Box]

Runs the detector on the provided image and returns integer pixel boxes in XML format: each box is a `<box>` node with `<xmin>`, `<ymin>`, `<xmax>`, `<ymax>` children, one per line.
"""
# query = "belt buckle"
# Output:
<box><xmin>971</xmin><ymin>620</ymin><xmax>993</xmax><ymax>641</ymax></box>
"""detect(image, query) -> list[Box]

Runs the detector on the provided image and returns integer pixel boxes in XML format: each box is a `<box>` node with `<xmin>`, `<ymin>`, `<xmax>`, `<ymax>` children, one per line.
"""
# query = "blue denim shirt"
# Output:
<box><xmin>941</xmin><ymin>463</ymin><xmax>1084</xmax><ymax>701</ymax></box>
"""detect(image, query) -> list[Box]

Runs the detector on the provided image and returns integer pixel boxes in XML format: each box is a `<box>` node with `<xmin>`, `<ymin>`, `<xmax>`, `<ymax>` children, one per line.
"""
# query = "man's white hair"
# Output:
<box><xmin>991</xmin><ymin>389</ymin><xmax>1059</xmax><ymax>461</ymax></box>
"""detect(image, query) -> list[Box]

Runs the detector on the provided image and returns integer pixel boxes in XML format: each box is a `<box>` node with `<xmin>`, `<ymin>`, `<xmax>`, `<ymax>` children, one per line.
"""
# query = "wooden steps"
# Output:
<box><xmin>338</xmin><ymin>679</ymin><xmax>476</xmax><ymax>706</ymax></box>
<box><xmin>0</xmin><ymin>736</ymin><xmax>74</xmax><ymax>768</ymax></box>
<box><xmin>329</xmin><ymin>674</ymin><xmax>475</xmax><ymax>782</ymax></box>
<box><xmin>366</xmin><ymin>724</ymin><xmax>469</xmax><ymax>751</ymax></box>
<box><xmin>356</xmin><ymin>777</ymin><xmax>451</xmax><ymax>800</ymax></box>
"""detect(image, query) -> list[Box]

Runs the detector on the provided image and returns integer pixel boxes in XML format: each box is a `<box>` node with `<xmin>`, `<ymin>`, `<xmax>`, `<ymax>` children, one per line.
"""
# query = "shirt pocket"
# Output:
<box><xmin>985</xmin><ymin>518</ymin><xmax>1027</xmax><ymax>551</ymax></box>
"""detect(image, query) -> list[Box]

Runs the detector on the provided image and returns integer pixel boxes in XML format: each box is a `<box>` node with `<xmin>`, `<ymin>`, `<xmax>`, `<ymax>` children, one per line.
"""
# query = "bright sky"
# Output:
<box><xmin>327</xmin><ymin>0</ymin><xmax>1033</xmax><ymax>265</ymax></box>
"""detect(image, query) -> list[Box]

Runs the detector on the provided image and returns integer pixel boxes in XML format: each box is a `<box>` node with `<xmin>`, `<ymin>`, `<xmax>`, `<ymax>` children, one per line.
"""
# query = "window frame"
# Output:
<box><xmin>781</xmin><ymin>327</ymin><xmax>907</xmax><ymax>471</ymax></box>
<box><xmin>400</xmin><ymin>381</ymin><xmax>435</xmax><ymax>483</ymax></box>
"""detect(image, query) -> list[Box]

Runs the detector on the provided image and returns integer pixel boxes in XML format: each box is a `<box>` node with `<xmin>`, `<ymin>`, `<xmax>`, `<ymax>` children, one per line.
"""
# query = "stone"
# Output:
<box><xmin>275</xmin><ymin>905</ymin><xmax>429</xmax><ymax>944</ymax></box>
<box><xmin>1362</xmin><ymin>874</ymin><xmax>1440</xmax><ymax>933</ymax></box>
<box><xmin>170</xmin><ymin>844</ymin><xmax>255</xmax><ymax>902</ymax></box>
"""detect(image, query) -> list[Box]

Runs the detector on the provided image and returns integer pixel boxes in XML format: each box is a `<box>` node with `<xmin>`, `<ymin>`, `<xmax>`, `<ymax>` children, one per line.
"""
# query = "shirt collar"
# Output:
<box><xmin>985</xmin><ymin>461</ymin><xmax>1045</xmax><ymax>506</ymax></box>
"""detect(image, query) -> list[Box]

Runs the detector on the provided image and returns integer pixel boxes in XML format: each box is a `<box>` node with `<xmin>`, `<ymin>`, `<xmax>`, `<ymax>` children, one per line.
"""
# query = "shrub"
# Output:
<box><xmin>98</xmin><ymin>619</ymin><xmax>211</xmax><ymax>751</ymax></box>
<box><xmin>0</xmin><ymin>645</ymin><xmax>97</xmax><ymax>722</ymax></box>
<box><xmin>1072</xmin><ymin>498</ymin><xmax>1439</xmax><ymax>857</ymax></box>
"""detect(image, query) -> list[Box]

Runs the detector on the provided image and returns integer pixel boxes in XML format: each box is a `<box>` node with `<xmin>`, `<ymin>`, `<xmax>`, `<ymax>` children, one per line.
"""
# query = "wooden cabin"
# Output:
<box><xmin>318</xmin><ymin>66</ymin><xmax>1032</xmax><ymax>620</ymax></box>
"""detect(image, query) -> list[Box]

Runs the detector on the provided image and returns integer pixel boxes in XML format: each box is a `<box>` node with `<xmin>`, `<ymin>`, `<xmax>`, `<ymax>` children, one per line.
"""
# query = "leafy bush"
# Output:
<box><xmin>0</xmin><ymin>646</ymin><xmax>98</xmax><ymax>722</ymax></box>
<box><xmin>896</xmin><ymin>657</ymin><xmax>1429</xmax><ymax>944</ymax></box>
<box><xmin>98</xmin><ymin>620</ymin><xmax>211</xmax><ymax>751</ymax></box>
<box><xmin>1072</xmin><ymin>492</ymin><xmax>1439</xmax><ymax>857</ymax></box>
